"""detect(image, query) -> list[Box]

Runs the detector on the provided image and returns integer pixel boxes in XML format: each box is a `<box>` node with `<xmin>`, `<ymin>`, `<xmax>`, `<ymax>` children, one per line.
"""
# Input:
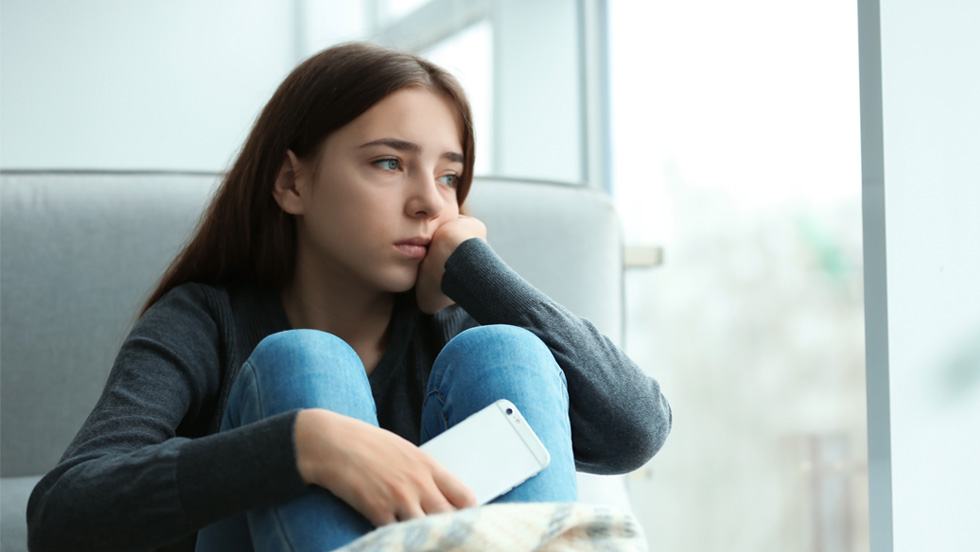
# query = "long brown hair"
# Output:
<box><xmin>142</xmin><ymin>42</ymin><xmax>475</xmax><ymax>314</ymax></box>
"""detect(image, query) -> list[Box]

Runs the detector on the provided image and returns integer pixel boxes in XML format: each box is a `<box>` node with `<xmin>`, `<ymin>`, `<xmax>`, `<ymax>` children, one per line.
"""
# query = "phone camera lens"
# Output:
<box><xmin>506</xmin><ymin>407</ymin><xmax>514</xmax><ymax>415</ymax></box>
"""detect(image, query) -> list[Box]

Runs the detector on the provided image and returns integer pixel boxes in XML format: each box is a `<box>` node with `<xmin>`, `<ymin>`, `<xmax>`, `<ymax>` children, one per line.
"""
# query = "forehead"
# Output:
<box><xmin>338</xmin><ymin>87</ymin><xmax>463</xmax><ymax>151</ymax></box>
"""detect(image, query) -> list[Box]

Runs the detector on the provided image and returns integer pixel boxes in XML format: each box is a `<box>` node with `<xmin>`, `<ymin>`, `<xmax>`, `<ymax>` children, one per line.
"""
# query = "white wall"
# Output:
<box><xmin>861</xmin><ymin>0</ymin><xmax>980</xmax><ymax>550</ymax></box>
<box><xmin>0</xmin><ymin>0</ymin><xmax>298</xmax><ymax>171</ymax></box>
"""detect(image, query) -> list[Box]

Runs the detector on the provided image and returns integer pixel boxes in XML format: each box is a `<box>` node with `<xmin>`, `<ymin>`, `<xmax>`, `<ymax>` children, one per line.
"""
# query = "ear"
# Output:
<box><xmin>272</xmin><ymin>150</ymin><xmax>307</xmax><ymax>215</ymax></box>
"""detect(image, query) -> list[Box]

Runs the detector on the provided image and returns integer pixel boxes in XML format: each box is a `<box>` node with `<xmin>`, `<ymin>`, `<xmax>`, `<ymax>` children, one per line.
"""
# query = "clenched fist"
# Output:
<box><xmin>415</xmin><ymin>215</ymin><xmax>487</xmax><ymax>314</ymax></box>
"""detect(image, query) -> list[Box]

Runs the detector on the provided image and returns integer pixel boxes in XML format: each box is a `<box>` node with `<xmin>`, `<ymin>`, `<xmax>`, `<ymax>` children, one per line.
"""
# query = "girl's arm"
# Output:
<box><xmin>424</xmin><ymin>223</ymin><xmax>672</xmax><ymax>475</ymax></box>
<box><xmin>27</xmin><ymin>285</ymin><xmax>307</xmax><ymax>552</ymax></box>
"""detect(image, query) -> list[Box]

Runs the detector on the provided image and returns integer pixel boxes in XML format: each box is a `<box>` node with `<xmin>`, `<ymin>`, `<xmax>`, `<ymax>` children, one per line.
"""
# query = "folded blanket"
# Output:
<box><xmin>336</xmin><ymin>502</ymin><xmax>647</xmax><ymax>552</ymax></box>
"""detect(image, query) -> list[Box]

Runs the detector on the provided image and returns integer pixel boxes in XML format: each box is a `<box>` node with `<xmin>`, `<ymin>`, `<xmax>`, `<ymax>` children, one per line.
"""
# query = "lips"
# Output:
<box><xmin>394</xmin><ymin>237</ymin><xmax>430</xmax><ymax>259</ymax></box>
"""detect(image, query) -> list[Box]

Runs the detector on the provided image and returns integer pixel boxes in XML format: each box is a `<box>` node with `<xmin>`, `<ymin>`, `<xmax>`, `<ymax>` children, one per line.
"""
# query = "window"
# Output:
<box><xmin>609</xmin><ymin>1</ymin><xmax>868</xmax><ymax>550</ymax></box>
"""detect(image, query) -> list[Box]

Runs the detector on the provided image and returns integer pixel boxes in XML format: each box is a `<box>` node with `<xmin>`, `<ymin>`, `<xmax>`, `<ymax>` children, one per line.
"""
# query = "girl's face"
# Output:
<box><xmin>287</xmin><ymin>87</ymin><xmax>464</xmax><ymax>296</ymax></box>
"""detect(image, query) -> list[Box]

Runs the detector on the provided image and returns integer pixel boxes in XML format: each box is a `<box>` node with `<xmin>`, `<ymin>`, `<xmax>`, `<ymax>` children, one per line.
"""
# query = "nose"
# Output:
<box><xmin>405</xmin><ymin>171</ymin><xmax>445</xmax><ymax>219</ymax></box>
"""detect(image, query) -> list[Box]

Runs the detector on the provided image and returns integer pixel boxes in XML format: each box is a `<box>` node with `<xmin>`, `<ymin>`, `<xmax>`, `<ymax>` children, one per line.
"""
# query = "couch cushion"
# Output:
<box><xmin>465</xmin><ymin>178</ymin><xmax>624</xmax><ymax>345</ymax></box>
<box><xmin>0</xmin><ymin>171</ymin><xmax>220</xmax><ymax>477</ymax></box>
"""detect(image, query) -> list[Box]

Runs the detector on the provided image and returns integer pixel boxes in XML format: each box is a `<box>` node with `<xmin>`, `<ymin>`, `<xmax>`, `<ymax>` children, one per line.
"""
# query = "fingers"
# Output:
<box><xmin>394</xmin><ymin>464</ymin><xmax>462</xmax><ymax>519</ymax></box>
<box><xmin>419</xmin><ymin>482</ymin><xmax>458</xmax><ymax>515</ymax></box>
<box><xmin>432</xmin><ymin>214</ymin><xmax>487</xmax><ymax>244</ymax></box>
<box><xmin>432</xmin><ymin>463</ymin><xmax>478</xmax><ymax>509</ymax></box>
<box><xmin>301</xmin><ymin>415</ymin><xmax>473</xmax><ymax>527</ymax></box>
<box><xmin>366</xmin><ymin>508</ymin><xmax>397</xmax><ymax>528</ymax></box>
<box><xmin>365</xmin><ymin>474</ymin><xmax>457</xmax><ymax>527</ymax></box>
<box><xmin>351</xmin><ymin>479</ymin><xmax>435</xmax><ymax>527</ymax></box>
<box><xmin>396</xmin><ymin>503</ymin><xmax>427</xmax><ymax>523</ymax></box>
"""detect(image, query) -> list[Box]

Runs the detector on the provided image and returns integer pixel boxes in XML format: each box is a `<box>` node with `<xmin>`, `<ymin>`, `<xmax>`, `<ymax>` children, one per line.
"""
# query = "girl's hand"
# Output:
<box><xmin>294</xmin><ymin>409</ymin><xmax>477</xmax><ymax>526</ymax></box>
<box><xmin>416</xmin><ymin>215</ymin><xmax>487</xmax><ymax>314</ymax></box>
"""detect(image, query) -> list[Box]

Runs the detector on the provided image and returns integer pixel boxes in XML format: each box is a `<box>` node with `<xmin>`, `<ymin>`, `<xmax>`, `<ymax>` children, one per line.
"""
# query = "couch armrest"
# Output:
<box><xmin>1</xmin><ymin>476</ymin><xmax>42</xmax><ymax>552</ymax></box>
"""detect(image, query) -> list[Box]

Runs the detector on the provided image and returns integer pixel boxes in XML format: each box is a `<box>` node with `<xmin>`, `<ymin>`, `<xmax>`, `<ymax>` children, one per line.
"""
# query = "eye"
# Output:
<box><xmin>438</xmin><ymin>174</ymin><xmax>458</xmax><ymax>188</ymax></box>
<box><xmin>374</xmin><ymin>158</ymin><xmax>400</xmax><ymax>171</ymax></box>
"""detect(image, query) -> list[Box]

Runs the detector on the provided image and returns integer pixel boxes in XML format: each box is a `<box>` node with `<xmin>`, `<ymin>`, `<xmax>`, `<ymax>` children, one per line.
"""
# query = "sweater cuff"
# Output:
<box><xmin>176</xmin><ymin>410</ymin><xmax>307</xmax><ymax>525</ymax></box>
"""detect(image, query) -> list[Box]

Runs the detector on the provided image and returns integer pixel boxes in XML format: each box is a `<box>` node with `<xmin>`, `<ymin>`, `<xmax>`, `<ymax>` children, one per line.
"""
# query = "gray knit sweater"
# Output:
<box><xmin>27</xmin><ymin>238</ymin><xmax>671</xmax><ymax>552</ymax></box>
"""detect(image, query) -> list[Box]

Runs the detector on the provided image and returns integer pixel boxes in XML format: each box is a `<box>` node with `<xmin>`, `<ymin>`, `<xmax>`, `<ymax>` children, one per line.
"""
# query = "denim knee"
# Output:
<box><xmin>226</xmin><ymin>329</ymin><xmax>375</xmax><ymax>428</ymax></box>
<box><xmin>429</xmin><ymin>325</ymin><xmax>566</xmax><ymax>397</ymax></box>
<box><xmin>447</xmin><ymin>324</ymin><xmax>545</xmax><ymax>351</ymax></box>
<box><xmin>245</xmin><ymin>329</ymin><xmax>364</xmax><ymax>385</ymax></box>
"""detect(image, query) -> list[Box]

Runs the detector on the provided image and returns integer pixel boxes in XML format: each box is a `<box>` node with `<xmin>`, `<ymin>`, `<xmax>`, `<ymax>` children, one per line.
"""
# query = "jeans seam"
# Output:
<box><xmin>422</xmin><ymin>387</ymin><xmax>448</xmax><ymax>441</ymax></box>
<box><xmin>270</xmin><ymin>505</ymin><xmax>299</xmax><ymax>552</ymax></box>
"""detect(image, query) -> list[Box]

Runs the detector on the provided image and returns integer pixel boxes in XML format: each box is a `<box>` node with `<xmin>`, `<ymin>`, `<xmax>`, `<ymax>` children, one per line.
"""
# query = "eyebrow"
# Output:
<box><xmin>359</xmin><ymin>138</ymin><xmax>464</xmax><ymax>164</ymax></box>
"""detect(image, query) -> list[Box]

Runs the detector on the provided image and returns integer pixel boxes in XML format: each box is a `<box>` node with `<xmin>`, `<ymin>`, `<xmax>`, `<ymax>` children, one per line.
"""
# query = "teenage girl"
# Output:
<box><xmin>27</xmin><ymin>42</ymin><xmax>672</xmax><ymax>552</ymax></box>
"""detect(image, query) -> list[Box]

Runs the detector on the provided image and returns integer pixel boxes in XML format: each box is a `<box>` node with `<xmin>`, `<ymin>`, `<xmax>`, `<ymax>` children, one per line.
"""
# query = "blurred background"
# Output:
<box><xmin>5</xmin><ymin>1</ymin><xmax>976</xmax><ymax>551</ymax></box>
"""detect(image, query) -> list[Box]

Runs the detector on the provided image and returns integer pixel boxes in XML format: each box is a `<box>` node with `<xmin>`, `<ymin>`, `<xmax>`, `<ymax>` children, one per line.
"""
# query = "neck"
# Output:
<box><xmin>281</xmin><ymin>255</ymin><xmax>395</xmax><ymax>374</ymax></box>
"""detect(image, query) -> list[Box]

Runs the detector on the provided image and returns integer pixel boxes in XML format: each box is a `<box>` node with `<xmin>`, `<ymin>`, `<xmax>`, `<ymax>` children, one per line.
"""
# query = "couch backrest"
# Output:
<box><xmin>0</xmin><ymin>171</ymin><xmax>623</xmax><ymax>477</ymax></box>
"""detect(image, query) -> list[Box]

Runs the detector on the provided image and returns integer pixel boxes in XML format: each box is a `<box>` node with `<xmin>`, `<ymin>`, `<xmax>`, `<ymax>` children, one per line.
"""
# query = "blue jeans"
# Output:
<box><xmin>195</xmin><ymin>325</ymin><xmax>576</xmax><ymax>552</ymax></box>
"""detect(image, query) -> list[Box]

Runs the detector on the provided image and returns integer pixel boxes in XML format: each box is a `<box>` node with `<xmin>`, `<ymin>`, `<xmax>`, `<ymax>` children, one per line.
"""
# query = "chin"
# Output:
<box><xmin>377</xmin><ymin>270</ymin><xmax>420</xmax><ymax>294</ymax></box>
<box><xmin>388</xmin><ymin>282</ymin><xmax>416</xmax><ymax>294</ymax></box>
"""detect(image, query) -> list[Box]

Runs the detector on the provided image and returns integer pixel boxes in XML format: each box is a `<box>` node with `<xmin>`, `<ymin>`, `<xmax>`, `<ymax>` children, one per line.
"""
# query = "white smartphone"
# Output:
<box><xmin>420</xmin><ymin>399</ymin><xmax>550</xmax><ymax>505</ymax></box>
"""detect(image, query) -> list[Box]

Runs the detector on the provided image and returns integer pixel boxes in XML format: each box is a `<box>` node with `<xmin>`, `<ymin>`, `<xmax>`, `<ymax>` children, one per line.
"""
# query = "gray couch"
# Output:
<box><xmin>0</xmin><ymin>171</ymin><xmax>628</xmax><ymax>551</ymax></box>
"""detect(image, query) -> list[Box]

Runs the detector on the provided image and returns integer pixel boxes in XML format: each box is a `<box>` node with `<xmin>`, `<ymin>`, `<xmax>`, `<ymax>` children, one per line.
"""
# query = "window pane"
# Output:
<box><xmin>608</xmin><ymin>1</ymin><xmax>868</xmax><ymax>550</ymax></box>
<box><xmin>382</xmin><ymin>0</ymin><xmax>433</xmax><ymax>22</ymax></box>
<box><xmin>421</xmin><ymin>19</ymin><xmax>494</xmax><ymax>176</ymax></box>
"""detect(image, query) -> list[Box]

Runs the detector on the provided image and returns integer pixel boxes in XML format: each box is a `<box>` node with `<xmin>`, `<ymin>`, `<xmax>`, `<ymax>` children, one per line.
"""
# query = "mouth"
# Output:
<box><xmin>394</xmin><ymin>237</ymin><xmax>431</xmax><ymax>259</ymax></box>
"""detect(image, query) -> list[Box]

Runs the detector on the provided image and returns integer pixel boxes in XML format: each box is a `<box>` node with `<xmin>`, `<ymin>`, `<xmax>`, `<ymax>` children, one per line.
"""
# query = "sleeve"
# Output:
<box><xmin>441</xmin><ymin>238</ymin><xmax>673</xmax><ymax>475</ymax></box>
<box><xmin>26</xmin><ymin>285</ymin><xmax>307</xmax><ymax>552</ymax></box>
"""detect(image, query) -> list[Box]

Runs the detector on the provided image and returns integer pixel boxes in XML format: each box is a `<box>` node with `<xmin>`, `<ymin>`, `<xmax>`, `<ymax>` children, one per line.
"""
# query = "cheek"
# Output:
<box><xmin>443</xmin><ymin>191</ymin><xmax>461</xmax><ymax>218</ymax></box>
<box><xmin>336</xmin><ymin>183</ymin><xmax>395</xmax><ymax>218</ymax></box>
<box><xmin>437</xmin><ymin>205</ymin><xmax>460</xmax><ymax>224</ymax></box>
<box><xmin>446</xmin><ymin>201</ymin><xmax>460</xmax><ymax>217</ymax></box>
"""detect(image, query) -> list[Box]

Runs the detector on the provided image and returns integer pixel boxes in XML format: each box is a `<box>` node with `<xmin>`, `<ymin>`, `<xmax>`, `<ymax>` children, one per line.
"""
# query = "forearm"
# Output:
<box><xmin>28</xmin><ymin>412</ymin><xmax>306</xmax><ymax>552</ymax></box>
<box><xmin>442</xmin><ymin>238</ymin><xmax>673</xmax><ymax>473</ymax></box>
